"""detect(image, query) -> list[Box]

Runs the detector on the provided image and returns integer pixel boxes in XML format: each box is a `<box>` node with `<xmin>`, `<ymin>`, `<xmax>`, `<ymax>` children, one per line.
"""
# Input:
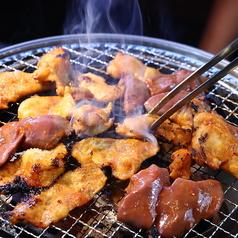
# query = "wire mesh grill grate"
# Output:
<box><xmin>0</xmin><ymin>35</ymin><xmax>237</xmax><ymax>238</ymax></box>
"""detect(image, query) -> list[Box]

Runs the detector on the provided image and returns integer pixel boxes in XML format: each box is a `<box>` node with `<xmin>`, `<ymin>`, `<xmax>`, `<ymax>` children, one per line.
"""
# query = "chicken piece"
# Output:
<box><xmin>155</xmin><ymin>120</ymin><xmax>192</xmax><ymax>147</ymax></box>
<box><xmin>169</xmin><ymin>148</ymin><xmax>193</xmax><ymax>180</ymax></box>
<box><xmin>191</xmin><ymin>111</ymin><xmax>238</xmax><ymax>178</ymax></box>
<box><xmin>72</xmin><ymin>138</ymin><xmax>159</xmax><ymax>180</ymax></box>
<box><xmin>33</xmin><ymin>47</ymin><xmax>74</xmax><ymax>96</ymax></box>
<box><xmin>18</xmin><ymin>94</ymin><xmax>76</xmax><ymax>120</ymax></box>
<box><xmin>115</xmin><ymin>114</ymin><xmax>159</xmax><ymax>140</ymax></box>
<box><xmin>122</xmin><ymin>75</ymin><xmax>150</xmax><ymax>115</ymax></box>
<box><xmin>18</xmin><ymin>95</ymin><xmax>61</xmax><ymax>120</ymax></box>
<box><xmin>117</xmin><ymin>164</ymin><xmax>170</xmax><ymax>229</ymax></box>
<box><xmin>3</xmin><ymin>163</ymin><xmax>107</xmax><ymax>228</ymax></box>
<box><xmin>106</xmin><ymin>52</ymin><xmax>161</xmax><ymax>82</ymax></box>
<box><xmin>0</xmin><ymin>115</ymin><xmax>71</xmax><ymax>166</ymax></box>
<box><xmin>69</xmin><ymin>102</ymin><xmax>114</xmax><ymax>136</ymax></box>
<box><xmin>155</xmin><ymin>178</ymin><xmax>224</xmax><ymax>238</ymax></box>
<box><xmin>0</xmin><ymin>71</ymin><xmax>54</xmax><ymax>109</ymax></box>
<box><xmin>0</xmin><ymin>143</ymin><xmax>67</xmax><ymax>194</ymax></box>
<box><xmin>78</xmin><ymin>72</ymin><xmax>125</xmax><ymax>102</ymax></box>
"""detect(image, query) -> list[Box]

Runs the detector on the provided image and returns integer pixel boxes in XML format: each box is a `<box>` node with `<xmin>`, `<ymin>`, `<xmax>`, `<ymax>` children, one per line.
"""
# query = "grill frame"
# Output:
<box><xmin>0</xmin><ymin>34</ymin><xmax>237</xmax><ymax>238</ymax></box>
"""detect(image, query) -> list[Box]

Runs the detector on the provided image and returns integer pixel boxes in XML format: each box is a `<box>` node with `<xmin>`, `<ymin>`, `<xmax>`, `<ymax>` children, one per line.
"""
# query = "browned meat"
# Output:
<box><xmin>191</xmin><ymin>111</ymin><xmax>238</xmax><ymax>178</ymax></box>
<box><xmin>0</xmin><ymin>143</ymin><xmax>67</xmax><ymax>193</ymax></box>
<box><xmin>3</xmin><ymin>163</ymin><xmax>107</xmax><ymax>228</ymax></box>
<box><xmin>78</xmin><ymin>72</ymin><xmax>125</xmax><ymax>102</ymax></box>
<box><xmin>117</xmin><ymin>164</ymin><xmax>170</xmax><ymax>229</ymax></box>
<box><xmin>122</xmin><ymin>75</ymin><xmax>150</xmax><ymax>115</ymax></box>
<box><xmin>155</xmin><ymin>178</ymin><xmax>224</xmax><ymax>237</ymax></box>
<box><xmin>169</xmin><ymin>148</ymin><xmax>193</xmax><ymax>179</ymax></box>
<box><xmin>69</xmin><ymin>102</ymin><xmax>114</xmax><ymax>136</ymax></box>
<box><xmin>115</xmin><ymin>114</ymin><xmax>159</xmax><ymax>140</ymax></box>
<box><xmin>0</xmin><ymin>71</ymin><xmax>54</xmax><ymax>109</ymax></box>
<box><xmin>33</xmin><ymin>47</ymin><xmax>73</xmax><ymax>96</ymax></box>
<box><xmin>106</xmin><ymin>52</ymin><xmax>161</xmax><ymax>82</ymax></box>
<box><xmin>155</xmin><ymin>119</ymin><xmax>192</xmax><ymax>147</ymax></box>
<box><xmin>72</xmin><ymin>138</ymin><xmax>159</xmax><ymax>180</ymax></box>
<box><xmin>0</xmin><ymin>115</ymin><xmax>71</xmax><ymax>166</ymax></box>
<box><xmin>144</xmin><ymin>90</ymin><xmax>189</xmax><ymax>115</ymax></box>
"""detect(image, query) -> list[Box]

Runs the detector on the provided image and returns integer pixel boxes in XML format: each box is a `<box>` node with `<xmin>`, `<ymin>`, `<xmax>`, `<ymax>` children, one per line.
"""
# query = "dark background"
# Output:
<box><xmin>0</xmin><ymin>0</ymin><xmax>214</xmax><ymax>49</ymax></box>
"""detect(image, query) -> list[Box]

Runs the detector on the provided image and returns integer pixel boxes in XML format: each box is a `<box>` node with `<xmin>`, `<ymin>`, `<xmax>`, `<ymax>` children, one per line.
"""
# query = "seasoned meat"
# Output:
<box><xmin>106</xmin><ymin>52</ymin><xmax>161</xmax><ymax>82</ymax></box>
<box><xmin>72</xmin><ymin>138</ymin><xmax>159</xmax><ymax>180</ymax></box>
<box><xmin>69</xmin><ymin>102</ymin><xmax>114</xmax><ymax>136</ymax></box>
<box><xmin>169</xmin><ymin>148</ymin><xmax>193</xmax><ymax>179</ymax></box>
<box><xmin>78</xmin><ymin>72</ymin><xmax>125</xmax><ymax>102</ymax></box>
<box><xmin>3</xmin><ymin>163</ymin><xmax>107</xmax><ymax>228</ymax></box>
<box><xmin>33</xmin><ymin>47</ymin><xmax>74</xmax><ymax>96</ymax></box>
<box><xmin>116</xmin><ymin>113</ymin><xmax>159</xmax><ymax>140</ymax></box>
<box><xmin>0</xmin><ymin>143</ymin><xmax>67</xmax><ymax>193</ymax></box>
<box><xmin>117</xmin><ymin>164</ymin><xmax>170</xmax><ymax>229</ymax></box>
<box><xmin>155</xmin><ymin>178</ymin><xmax>224</xmax><ymax>237</ymax></box>
<box><xmin>191</xmin><ymin>111</ymin><xmax>238</xmax><ymax>178</ymax></box>
<box><xmin>122</xmin><ymin>75</ymin><xmax>150</xmax><ymax>115</ymax></box>
<box><xmin>0</xmin><ymin>71</ymin><xmax>54</xmax><ymax>109</ymax></box>
<box><xmin>0</xmin><ymin>115</ymin><xmax>71</xmax><ymax>166</ymax></box>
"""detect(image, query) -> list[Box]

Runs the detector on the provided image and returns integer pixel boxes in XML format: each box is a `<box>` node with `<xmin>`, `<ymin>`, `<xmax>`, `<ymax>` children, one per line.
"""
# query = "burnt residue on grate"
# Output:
<box><xmin>0</xmin><ymin>38</ymin><xmax>237</xmax><ymax>238</ymax></box>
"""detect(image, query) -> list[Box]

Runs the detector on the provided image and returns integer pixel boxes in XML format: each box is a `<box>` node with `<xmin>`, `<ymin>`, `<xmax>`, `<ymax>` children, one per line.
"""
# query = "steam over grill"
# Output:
<box><xmin>0</xmin><ymin>34</ymin><xmax>237</xmax><ymax>238</ymax></box>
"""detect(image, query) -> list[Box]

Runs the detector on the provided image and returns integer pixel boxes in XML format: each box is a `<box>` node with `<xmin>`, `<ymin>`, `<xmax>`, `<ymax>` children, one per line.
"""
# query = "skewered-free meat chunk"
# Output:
<box><xmin>0</xmin><ymin>71</ymin><xmax>54</xmax><ymax>109</ymax></box>
<box><xmin>156</xmin><ymin>178</ymin><xmax>224</xmax><ymax>237</ymax></box>
<box><xmin>3</xmin><ymin>163</ymin><xmax>107</xmax><ymax>228</ymax></box>
<box><xmin>69</xmin><ymin>102</ymin><xmax>114</xmax><ymax>136</ymax></box>
<box><xmin>33</xmin><ymin>47</ymin><xmax>74</xmax><ymax>95</ymax></box>
<box><xmin>72</xmin><ymin>138</ymin><xmax>159</xmax><ymax>180</ymax></box>
<box><xmin>78</xmin><ymin>72</ymin><xmax>125</xmax><ymax>102</ymax></box>
<box><xmin>0</xmin><ymin>115</ymin><xmax>71</xmax><ymax>166</ymax></box>
<box><xmin>0</xmin><ymin>143</ymin><xmax>67</xmax><ymax>193</ymax></box>
<box><xmin>107</xmin><ymin>52</ymin><xmax>161</xmax><ymax>82</ymax></box>
<box><xmin>191</xmin><ymin>111</ymin><xmax>238</xmax><ymax>178</ymax></box>
<box><xmin>117</xmin><ymin>164</ymin><xmax>224</xmax><ymax>238</ymax></box>
<box><xmin>117</xmin><ymin>164</ymin><xmax>170</xmax><ymax>229</ymax></box>
<box><xmin>122</xmin><ymin>75</ymin><xmax>150</xmax><ymax>115</ymax></box>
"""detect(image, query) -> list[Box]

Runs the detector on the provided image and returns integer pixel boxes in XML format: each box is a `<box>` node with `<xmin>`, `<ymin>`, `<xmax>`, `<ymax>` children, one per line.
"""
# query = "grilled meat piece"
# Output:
<box><xmin>156</xmin><ymin>178</ymin><xmax>224</xmax><ymax>238</ymax></box>
<box><xmin>169</xmin><ymin>148</ymin><xmax>193</xmax><ymax>180</ymax></box>
<box><xmin>116</xmin><ymin>114</ymin><xmax>159</xmax><ymax>140</ymax></box>
<box><xmin>117</xmin><ymin>164</ymin><xmax>223</xmax><ymax>238</ymax></box>
<box><xmin>0</xmin><ymin>71</ymin><xmax>54</xmax><ymax>109</ymax></box>
<box><xmin>117</xmin><ymin>164</ymin><xmax>170</xmax><ymax>229</ymax></box>
<box><xmin>78</xmin><ymin>72</ymin><xmax>125</xmax><ymax>102</ymax></box>
<box><xmin>0</xmin><ymin>143</ymin><xmax>67</xmax><ymax>193</ymax></box>
<box><xmin>0</xmin><ymin>115</ymin><xmax>71</xmax><ymax>166</ymax></box>
<box><xmin>72</xmin><ymin>138</ymin><xmax>159</xmax><ymax>180</ymax></box>
<box><xmin>191</xmin><ymin>111</ymin><xmax>238</xmax><ymax>178</ymax></box>
<box><xmin>69</xmin><ymin>102</ymin><xmax>114</xmax><ymax>136</ymax></box>
<box><xmin>122</xmin><ymin>75</ymin><xmax>150</xmax><ymax>115</ymax></box>
<box><xmin>106</xmin><ymin>52</ymin><xmax>161</xmax><ymax>82</ymax></box>
<box><xmin>3</xmin><ymin>163</ymin><xmax>107</xmax><ymax>228</ymax></box>
<box><xmin>33</xmin><ymin>47</ymin><xmax>74</xmax><ymax>96</ymax></box>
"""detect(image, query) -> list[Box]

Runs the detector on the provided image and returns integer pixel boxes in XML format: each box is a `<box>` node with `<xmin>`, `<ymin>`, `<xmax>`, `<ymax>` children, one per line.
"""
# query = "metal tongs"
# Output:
<box><xmin>149</xmin><ymin>38</ymin><xmax>238</xmax><ymax>131</ymax></box>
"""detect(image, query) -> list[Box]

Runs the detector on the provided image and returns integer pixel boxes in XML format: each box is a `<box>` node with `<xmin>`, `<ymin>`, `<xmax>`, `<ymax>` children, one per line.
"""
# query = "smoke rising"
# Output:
<box><xmin>64</xmin><ymin>0</ymin><xmax>143</xmax><ymax>35</ymax></box>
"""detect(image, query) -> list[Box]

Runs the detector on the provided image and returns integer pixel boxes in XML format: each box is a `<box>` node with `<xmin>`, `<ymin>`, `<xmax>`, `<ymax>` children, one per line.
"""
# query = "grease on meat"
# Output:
<box><xmin>3</xmin><ymin>163</ymin><xmax>107</xmax><ymax>228</ymax></box>
<box><xmin>0</xmin><ymin>143</ymin><xmax>67</xmax><ymax>193</ymax></box>
<box><xmin>72</xmin><ymin>138</ymin><xmax>159</xmax><ymax>180</ymax></box>
<box><xmin>69</xmin><ymin>102</ymin><xmax>114</xmax><ymax>136</ymax></box>
<box><xmin>107</xmin><ymin>52</ymin><xmax>161</xmax><ymax>82</ymax></box>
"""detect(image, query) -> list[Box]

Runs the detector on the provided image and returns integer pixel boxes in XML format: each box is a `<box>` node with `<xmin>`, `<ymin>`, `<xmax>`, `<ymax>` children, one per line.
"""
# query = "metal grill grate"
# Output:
<box><xmin>0</xmin><ymin>34</ymin><xmax>237</xmax><ymax>238</ymax></box>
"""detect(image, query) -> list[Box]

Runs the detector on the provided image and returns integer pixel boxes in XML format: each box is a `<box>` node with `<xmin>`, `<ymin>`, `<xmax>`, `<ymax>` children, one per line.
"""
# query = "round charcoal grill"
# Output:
<box><xmin>0</xmin><ymin>34</ymin><xmax>237</xmax><ymax>238</ymax></box>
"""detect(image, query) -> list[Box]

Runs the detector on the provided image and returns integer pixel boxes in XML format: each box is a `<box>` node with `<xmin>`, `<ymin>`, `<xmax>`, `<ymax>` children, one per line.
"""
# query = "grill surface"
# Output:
<box><xmin>0</xmin><ymin>34</ymin><xmax>237</xmax><ymax>238</ymax></box>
